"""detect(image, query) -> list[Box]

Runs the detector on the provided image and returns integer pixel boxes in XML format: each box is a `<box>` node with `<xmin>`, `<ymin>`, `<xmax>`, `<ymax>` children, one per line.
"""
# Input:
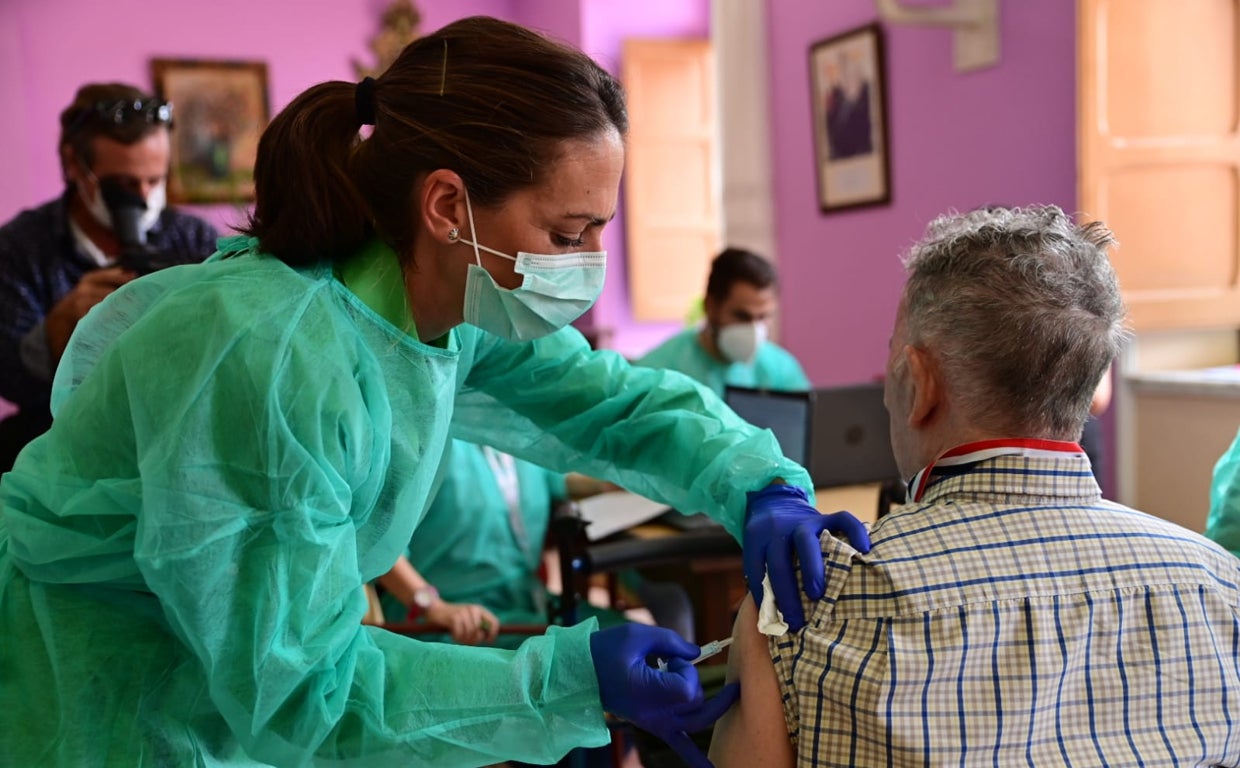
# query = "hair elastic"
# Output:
<box><xmin>355</xmin><ymin>77</ymin><xmax>377</xmax><ymax>126</ymax></box>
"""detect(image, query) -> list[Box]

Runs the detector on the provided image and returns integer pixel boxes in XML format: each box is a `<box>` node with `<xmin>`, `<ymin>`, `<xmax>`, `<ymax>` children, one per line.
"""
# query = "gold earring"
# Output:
<box><xmin>447</xmin><ymin>228</ymin><xmax>460</xmax><ymax>242</ymax></box>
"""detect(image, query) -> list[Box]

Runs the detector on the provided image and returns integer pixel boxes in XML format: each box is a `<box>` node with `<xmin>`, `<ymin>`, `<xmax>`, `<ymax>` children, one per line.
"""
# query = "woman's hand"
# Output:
<box><xmin>424</xmin><ymin>601</ymin><xmax>501</xmax><ymax>645</ymax></box>
<box><xmin>742</xmin><ymin>484</ymin><xmax>871</xmax><ymax>632</ymax></box>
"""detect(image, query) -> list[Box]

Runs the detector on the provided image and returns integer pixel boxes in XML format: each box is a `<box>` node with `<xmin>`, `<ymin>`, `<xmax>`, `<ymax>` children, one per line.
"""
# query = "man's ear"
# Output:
<box><xmin>61</xmin><ymin>144</ymin><xmax>80</xmax><ymax>185</ymax></box>
<box><xmin>418</xmin><ymin>169</ymin><xmax>466</xmax><ymax>244</ymax></box>
<box><xmin>904</xmin><ymin>345</ymin><xmax>941</xmax><ymax>428</ymax></box>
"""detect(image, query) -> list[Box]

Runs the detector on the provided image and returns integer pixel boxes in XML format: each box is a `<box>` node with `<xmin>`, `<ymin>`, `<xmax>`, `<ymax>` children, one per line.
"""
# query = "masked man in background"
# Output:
<box><xmin>0</xmin><ymin>81</ymin><xmax>219</xmax><ymax>470</ymax></box>
<box><xmin>637</xmin><ymin>247</ymin><xmax>809</xmax><ymax>397</ymax></box>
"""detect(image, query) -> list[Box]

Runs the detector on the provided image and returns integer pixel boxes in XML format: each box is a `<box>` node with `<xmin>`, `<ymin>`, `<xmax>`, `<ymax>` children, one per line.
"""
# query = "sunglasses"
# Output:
<box><xmin>67</xmin><ymin>98</ymin><xmax>174</xmax><ymax>132</ymax></box>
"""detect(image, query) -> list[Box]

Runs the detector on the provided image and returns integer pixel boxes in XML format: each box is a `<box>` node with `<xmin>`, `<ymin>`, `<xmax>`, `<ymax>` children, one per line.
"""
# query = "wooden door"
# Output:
<box><xmin>623</xmin><ymin>39</ymin><xmax>720</xmax><ymax>322</ymax></box>
<box><xmin>1078</xmin><ymin>0</ymin><xmax>1240</xmax><ymax>331</ymax></box>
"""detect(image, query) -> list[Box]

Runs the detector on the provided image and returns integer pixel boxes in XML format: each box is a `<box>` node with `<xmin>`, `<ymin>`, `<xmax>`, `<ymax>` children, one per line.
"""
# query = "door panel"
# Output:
<box><xmin>1080</xmin><ymin>0</ymin><xmax>1240</xmax><ymax>330</ymax></box>
<box><xmin>624</xmin><ymin>39</ymin><xmax>719</xmax><ymax>322</ymax></box>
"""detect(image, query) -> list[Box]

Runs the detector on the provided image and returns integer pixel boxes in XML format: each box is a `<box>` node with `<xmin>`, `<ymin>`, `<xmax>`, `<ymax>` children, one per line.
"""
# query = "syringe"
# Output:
<box><xmin>691</xmin><ymin>637</ymin><xmax>733</xmax><ymax>665</ymax></box>
<box><xmin>656</xmin><ymin>637</ymin><xmax>734</xmax><ymax>671</ymax></box>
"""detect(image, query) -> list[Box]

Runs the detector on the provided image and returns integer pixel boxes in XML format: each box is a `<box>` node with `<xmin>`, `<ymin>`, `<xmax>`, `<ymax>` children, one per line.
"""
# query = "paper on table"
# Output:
<box><xmin>575</xmin><ymin>491</ymin><xmax>672</xmax><ymax>541</ymax></box>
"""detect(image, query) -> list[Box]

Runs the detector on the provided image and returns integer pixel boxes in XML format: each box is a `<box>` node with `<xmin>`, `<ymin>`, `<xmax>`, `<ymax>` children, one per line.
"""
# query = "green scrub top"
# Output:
<box><xmin>1205</xmin><ymin>427</ymin><xmax>1240</xmax><ymax>559</ymax></box>
<box><xmin>383</xmin><ymin>438</ymin><xmax>565</xmax><ymax>626</ymax></box>
<box><xmin>636</xmin><ymin>327</ymin><xmax>811</xmax><ymax>398</ymax></box>
<box><xmin>0</xmin><ymin>236</ymin><xmax>811</xmax><ymax>767</ymax></box>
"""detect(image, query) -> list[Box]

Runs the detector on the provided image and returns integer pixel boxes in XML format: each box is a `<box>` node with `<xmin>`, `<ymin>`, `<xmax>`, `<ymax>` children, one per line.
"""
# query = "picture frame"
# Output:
<box><xmin>151</xmin><ymin>58</ymin><xmax>270</xmax><ymax>204</ymax></box>
<box><xmin>808</xmin><ymin>23</ymin><xmax>891</xmax><ymax>213</ymax></box>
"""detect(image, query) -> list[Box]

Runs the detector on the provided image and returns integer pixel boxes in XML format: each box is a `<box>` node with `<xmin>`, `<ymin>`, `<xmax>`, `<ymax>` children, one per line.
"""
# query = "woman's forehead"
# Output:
<box><xmin>526</xmin><ymin>131</ymin><xmax>624</xmax><ymax>218</ymax></box>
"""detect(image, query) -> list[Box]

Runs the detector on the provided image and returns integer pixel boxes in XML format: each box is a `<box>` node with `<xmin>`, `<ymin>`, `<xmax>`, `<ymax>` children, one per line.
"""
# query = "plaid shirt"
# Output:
<box><xmin>773</xmin><ymin>441</ymin><xmax>1240</xmax><ymax>767</ymax></box>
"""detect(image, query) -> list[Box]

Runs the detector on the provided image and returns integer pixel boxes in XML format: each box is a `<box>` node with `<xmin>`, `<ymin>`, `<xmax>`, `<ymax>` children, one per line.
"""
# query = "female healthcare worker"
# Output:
<box><xmin>0</xmin><ymin>16</ymin><xmax>866</xmax><ymax>768</ymax></box>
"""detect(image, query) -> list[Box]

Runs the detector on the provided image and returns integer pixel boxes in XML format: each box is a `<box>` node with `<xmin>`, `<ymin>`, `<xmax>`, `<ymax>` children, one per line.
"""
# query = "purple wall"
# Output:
<box><xmin>0</xmin><ymin>0</ymin><xmax>514</xmax><ymax>232</ymax></box>
<box><xmin>2</xmin><ymin>0</ymin><xmax>1085</xmax><ymax>471</ymax></box>
<box><xmin>765</xmin><ymin>0</ymin><xmax>1077</xmax><ymax>386</ymax></box>
<box><xmin>0</xmin><ymin>0</ymin><xmax>707</xmax><ymax>359</ymax></box>
<box><xmin>0</xmin><ymin>0</ymin><xmax>1078</xmax><ymax>358</ymax></box>
<box><xmin>512</xmin><ymin>0</ymin><xmax>583</xmax><ymax>48</ymax></box>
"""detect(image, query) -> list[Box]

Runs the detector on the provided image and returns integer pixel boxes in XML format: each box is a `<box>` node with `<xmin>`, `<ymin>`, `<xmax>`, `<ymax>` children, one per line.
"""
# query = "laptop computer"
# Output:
<box><xmin>659</xmin><ymin>387</ymin><xmax>817</xmax><ymax>532</ymax></box>
<box><xmin>809</xmin><ymin>382</ymin><xmax>900</xmax><ymax>488</ymax></box>
<box><xmin>722</xmin><ymin>386</ymin><xmax>816</xmax><ymax>468</ymax></box>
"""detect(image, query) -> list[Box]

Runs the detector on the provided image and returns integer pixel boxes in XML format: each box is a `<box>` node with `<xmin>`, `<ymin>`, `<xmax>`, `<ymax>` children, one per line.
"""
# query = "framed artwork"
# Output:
<box><xmin>808</xmin><ymin>23</ymin><xmax>891</xmax><ymax>213</ymax></box>
<box><xmin>151</xmin><ymin>58</ymin><xmax>270</xmax><ymax>204</ymax></box>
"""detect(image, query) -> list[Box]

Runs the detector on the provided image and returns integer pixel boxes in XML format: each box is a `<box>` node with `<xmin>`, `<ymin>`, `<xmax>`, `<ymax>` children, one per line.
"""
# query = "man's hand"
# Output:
<box><xmin>45</xmin><ymin>266</ymin><xmax>136</xmax><ymax>361</ymax></box>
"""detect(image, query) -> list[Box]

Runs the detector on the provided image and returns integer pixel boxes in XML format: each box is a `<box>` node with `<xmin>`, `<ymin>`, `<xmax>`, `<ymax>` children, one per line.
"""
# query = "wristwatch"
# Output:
<box><xmin>406</xmin><ymin>585</ymin><xmax>440</xmax><ymax>621</ymax></box>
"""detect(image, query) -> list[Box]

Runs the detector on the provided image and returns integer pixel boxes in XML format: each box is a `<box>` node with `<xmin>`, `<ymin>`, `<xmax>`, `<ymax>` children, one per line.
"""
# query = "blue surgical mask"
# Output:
<box><xmin>457</xmin><ymin>190</ymin><xmax>606</xmax><ymax>342</ymax></box>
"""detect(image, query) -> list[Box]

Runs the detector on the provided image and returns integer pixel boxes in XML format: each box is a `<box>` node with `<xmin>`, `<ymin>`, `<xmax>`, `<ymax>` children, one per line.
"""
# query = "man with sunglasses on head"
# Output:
<box><xmin>0</xmin><ymin>82</ymin><xmax>219</xmax><ymax>471</ymax></box>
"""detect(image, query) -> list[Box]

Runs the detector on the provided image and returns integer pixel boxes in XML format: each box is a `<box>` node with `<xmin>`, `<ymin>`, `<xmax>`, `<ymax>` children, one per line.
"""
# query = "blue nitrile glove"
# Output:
<box><xmin>590</xmin><ymin>624</ymin><xmax>741</xmax><ymax>768</ymax></box>
<box><xmin>743</xmin><ymin>484</ymin><xmax>871</xmax><ymax>632</ymax></box>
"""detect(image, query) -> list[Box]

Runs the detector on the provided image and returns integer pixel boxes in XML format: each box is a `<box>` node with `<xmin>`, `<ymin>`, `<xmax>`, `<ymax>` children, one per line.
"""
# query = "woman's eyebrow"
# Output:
<box><xmin>561</xmin><ymin>211</ymin><xmax>615</xmax><ymax>227</ymax></box>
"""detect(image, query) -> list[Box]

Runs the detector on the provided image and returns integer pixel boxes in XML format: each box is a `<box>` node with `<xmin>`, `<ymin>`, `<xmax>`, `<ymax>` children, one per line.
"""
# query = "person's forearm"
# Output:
<box><xmin>565</xmin><ymin>473</ymin><xmax>617</xmax><ymax>499</ymax></box>
<box><xmin>459</xmin><ymin>327</ymin><xmax>813</xmax><ymax>540</ymax></box>
<box><xmin>375</xmin><ymin>555</ymin><xmax>429</xmax><ymax>607</ymax></box>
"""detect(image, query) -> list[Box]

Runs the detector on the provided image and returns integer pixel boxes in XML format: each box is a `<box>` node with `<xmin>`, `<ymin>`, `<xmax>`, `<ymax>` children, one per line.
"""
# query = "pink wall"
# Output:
<box><xmin>511</xmin><ymin>0</ymin><xmax>583</xmax><ymax>49</ymax></box>
<box><xmin>765</xmin><ymin>0</ymin><xmax>1077</xmax><ymax>386</ymax></box>
<box><xmin>0</xmin><ymin>0</ymin><xmax>514</xmax><ymax>232</ymax></box>
<box><xmin>2</xmin><ymin>0</ymin><xmax>1081</xmax><ymax>443</ymax></box>
<box><xmin>0</xmin><ymin>1</ymin><xmax>1078</xmax><ymax>359</ymax></box>
<box><xmin>0</xmin><ymin>0</ymin><xmax>705</xmax><ymax>359</ymax></box>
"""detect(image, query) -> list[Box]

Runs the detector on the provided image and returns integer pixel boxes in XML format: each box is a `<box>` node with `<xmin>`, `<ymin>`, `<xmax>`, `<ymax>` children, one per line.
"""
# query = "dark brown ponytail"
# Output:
<box><xmin>243</xmin><ymin>15</ymin><xmax>627</xmax><ymax>266</ymax></box>
<box><xmin>240</xmin><ymin>82</ymin><xmax>371</xmax><ymax>265</ymax></box>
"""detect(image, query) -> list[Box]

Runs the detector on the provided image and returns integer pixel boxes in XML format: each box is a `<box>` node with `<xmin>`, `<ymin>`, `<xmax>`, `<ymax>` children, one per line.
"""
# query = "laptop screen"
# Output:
<box><xmin>809</xmin><ymin>382</ymin><xmax>901</xmax><ymax>487</ymax></box>
<box><xmin>723</xmin><ymin>387</ymin><xmax>815</xmax><ymax>468</ymax></box>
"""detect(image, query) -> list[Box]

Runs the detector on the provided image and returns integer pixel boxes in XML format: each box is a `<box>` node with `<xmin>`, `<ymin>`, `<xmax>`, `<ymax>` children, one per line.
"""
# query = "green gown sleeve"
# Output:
<box><xmin>777</xmin><ymin>350</ymin><xmax>811</xmax><ymax>391</ymax></box>
<box><xmin>1205</xmin><ymin>428</ymin><xmax>1240</xmax><ymax>559</ymax></box>
<box><xmin>452</xmin><ymin>325</ymin><xmax>813</xmax><ymax>540</ymax></box>
<box><xmin>120</xmin><ymin>301</ymin><xmax>606</xmax><ymax>765</ymax></box>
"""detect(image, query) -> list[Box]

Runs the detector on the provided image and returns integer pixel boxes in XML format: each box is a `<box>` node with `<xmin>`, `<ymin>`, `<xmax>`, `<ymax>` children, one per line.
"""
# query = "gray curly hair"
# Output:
<box><xmin>900</xmin><ymin>204</ymin><xmax>1128</xmax><ymax>439</ymax></box>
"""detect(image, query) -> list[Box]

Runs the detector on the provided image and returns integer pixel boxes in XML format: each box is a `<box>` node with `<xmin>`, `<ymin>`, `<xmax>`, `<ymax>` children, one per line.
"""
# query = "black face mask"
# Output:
<box><xmin>96</xmin><ymin>178</ymin><xmax>179</xmax><ymax>275</ymax></box>
<box><xmin>97</xmin><ymin>177</ymin><xmax>150</xmax><ymax>250</ymax></box>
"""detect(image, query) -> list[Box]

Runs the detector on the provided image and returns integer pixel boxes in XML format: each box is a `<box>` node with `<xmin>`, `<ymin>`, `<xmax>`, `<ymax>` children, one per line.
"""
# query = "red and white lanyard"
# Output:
<box><xmin>906</xmin><ymin>437</ymin><xmax>1085</xmax><ymax>503</ymax></box>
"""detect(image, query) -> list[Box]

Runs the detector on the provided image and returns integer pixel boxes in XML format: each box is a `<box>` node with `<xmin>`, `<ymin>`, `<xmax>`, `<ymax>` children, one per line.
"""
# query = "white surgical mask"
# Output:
<box><xmin>716</xmin><ymin>320</ymin><xmax>768</xmax><ymax>364</ymax></box>
<box><xmin>81</xmin><ymin>169</ymin><xmax>165</xmax><ymax>237</ymax></box>
<box><xmin>138</xmin><ymin>183</ymin><xmax>166</xmax><ymax>234</ymax></box>
<box><xmin>456</xmin><ymin>190</ymin><xmax>606</xmax><ymax>342</ymax></box>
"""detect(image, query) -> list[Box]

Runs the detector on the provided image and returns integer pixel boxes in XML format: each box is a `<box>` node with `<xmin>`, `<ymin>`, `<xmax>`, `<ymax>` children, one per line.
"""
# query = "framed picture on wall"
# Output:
<box><xmin>151</xmin><ymin>58</ymin><xmax>270</xmax><ymax>204</ymax></box>
<box><xmin>808</xmin><ymin>23</ymin><xmax>891</xmax><ymax>213</ymax></box>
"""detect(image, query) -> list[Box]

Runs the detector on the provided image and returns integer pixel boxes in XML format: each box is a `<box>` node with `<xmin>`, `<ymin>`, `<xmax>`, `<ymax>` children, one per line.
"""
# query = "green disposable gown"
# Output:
<box><xmin>382</xmin><ymin>438</ymin><xmax>566</xmax><ymax>628</ymax></box>
<box><xmin>1206</xmin><ymin>427</ymin><xmax>1240</xmax><ymax>559</ymax></box>
<box><xmin>0</xmin><ymin>237</ymin><xmax>811</xmax><ymax>766</ymax></box>
<box><xmin>635</xmin><ymin>327</ymin><xmax>810</xmax><ymax>398</ymax></box>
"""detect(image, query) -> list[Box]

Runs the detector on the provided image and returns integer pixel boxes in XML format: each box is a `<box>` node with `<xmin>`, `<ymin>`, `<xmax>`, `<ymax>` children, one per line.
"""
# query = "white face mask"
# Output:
<box><xmin>81</xmin><ymin>169</ymin><xmax>165</xmax><ymax>237</ymax></box>
<box><xmin>456</xmin><ymin>189</ymin><xmax>607</xmax><ymax>342</ymax></box>
<box><xmin>138</xmin><ymin>183</ymin><xmax>166</xmax><ymax>234</ymax></box>
<box><xmin>716</xmin><ymin>320</ymin><xmax>768</xmax><ymax>364</ymax></box>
